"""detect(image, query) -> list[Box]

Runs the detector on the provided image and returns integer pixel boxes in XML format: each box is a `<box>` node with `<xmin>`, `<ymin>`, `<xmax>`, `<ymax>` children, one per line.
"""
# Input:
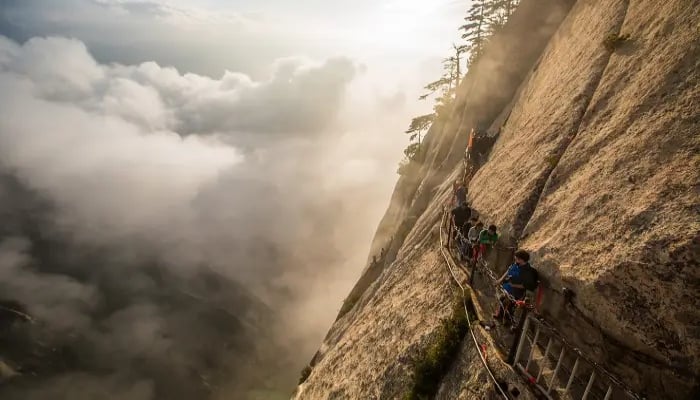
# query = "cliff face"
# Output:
<box><xmin>295</xmin><ymin>0</ymin><xmax>699</xmax><ymax>399</ymax></box>
<box><xmin>470</xmin><ymin>0</ymin><xmax>699</xmax><ymax>395</ymax></box>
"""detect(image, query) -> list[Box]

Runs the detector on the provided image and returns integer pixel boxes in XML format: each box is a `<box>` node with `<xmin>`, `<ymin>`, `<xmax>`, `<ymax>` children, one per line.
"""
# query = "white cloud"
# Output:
<box><xmin>0</xmin><ymin>36</ymin><xmax>356</xmax><ymax>139</ymax></box>
<box><xmin>102</xmin><ymin>77</ymin><xmax>169</xmax><ymax>129</ymax></box>
<box><xmin>0</xmin><ymin>33</ymin><xmax>391</xmax><ymax>326</ymax></box>
<box><xmin>0</xmin><ymin>35</ymin><xmax>364</xmax><ymax>240</ymax></box>
<box><xmin>0</xmin><ymin>36</ymin><xmax>104</xmax><ymax>100</ymax></box>
<box><xmin>0</xmin><ymin>0</ymin><xmax>457</xmax><ymax>393</ymax></box>
<box><xmin>0</xmin><ymin>34</ymin><xmax>407</xmax><ymax>398</ymax></box>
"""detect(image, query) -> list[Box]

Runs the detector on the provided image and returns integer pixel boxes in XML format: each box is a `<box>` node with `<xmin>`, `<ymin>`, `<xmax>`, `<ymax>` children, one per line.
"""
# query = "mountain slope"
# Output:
<box><xmin>295</xmin><ymin>0</ymin><xmax>699</xmax><ymax>398</ymax></box>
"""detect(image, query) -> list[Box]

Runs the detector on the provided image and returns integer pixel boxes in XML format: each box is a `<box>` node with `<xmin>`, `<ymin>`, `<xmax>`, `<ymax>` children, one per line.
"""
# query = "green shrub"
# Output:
<box><xmin>404</xmin><ymin>296</ymin><xmax>471</xmax><ymax>400</ymax></box>
<box><xmin>397</xmin><ymin>158</ymin><xmax>412</xmax><ymax>176</ymax></box>
<box><xmin>603</xmin><ymin>33</ymin><xmax>630</xmax><ymax>51</ymax></box>
<box><xmin>298</xmin><ymin>365</ymin><xmax>312</xmax><ymax>385</ymax></box>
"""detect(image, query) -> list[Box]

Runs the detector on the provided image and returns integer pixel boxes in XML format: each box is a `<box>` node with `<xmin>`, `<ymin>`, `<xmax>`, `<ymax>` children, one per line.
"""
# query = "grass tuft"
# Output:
<box><xmin>403</xmin><ymin>296</ymin><xmax>471</xmax><ymax>400</ymax></box>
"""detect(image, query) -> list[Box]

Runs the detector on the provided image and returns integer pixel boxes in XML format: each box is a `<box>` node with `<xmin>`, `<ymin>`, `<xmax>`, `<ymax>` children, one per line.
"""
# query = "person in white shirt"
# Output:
<box><xmin>468</xmin><ymin>220</ymin><xmax>482</xmax><ymax>243</ymax></box>
<box><xmin>467</xmin><ymin>220</ymin><xmax>482</xmax><ymax>260</ymax></box>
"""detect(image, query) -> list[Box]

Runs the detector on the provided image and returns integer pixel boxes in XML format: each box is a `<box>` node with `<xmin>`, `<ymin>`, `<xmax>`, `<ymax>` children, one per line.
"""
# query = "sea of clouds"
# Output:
<box><xmin>0</xmin><ymin>35</ymin><xmax>404</xmax><ymax>399</ymax></box>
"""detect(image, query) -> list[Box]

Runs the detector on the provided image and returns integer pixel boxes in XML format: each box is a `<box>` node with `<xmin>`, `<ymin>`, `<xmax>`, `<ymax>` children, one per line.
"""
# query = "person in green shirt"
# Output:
<box><xmin>479</xmin><ymin>225</ymin><xmax>498</xmax><ymax>244</ymax></box>
<box><xmin>474</xmin><ymin>224</ymin><xmax>498</xmax><ymax>260</ymax></box>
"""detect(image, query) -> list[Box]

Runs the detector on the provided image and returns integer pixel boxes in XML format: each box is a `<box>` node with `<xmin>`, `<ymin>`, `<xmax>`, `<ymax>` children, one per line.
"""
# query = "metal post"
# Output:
<box><xmin>525</xmin><ymin>324</ymin><xmax>541</xmax><ymax>373</ymax></box>
<box><xmin>536</xmin><ymin>337</ymin><xmax>553</xmax><ymax>382</ymax></box>
<box><xmin>547</xmin><ymin>347</ymin><xmax>565</xmax><ymax>393</ymax></box>
<box><xmin>507</xmin><ymin>308</ymin><xmax>531</xmax><ymax>365</ymax></box>
<box><xmin>563</xmin><ymin>357</ymin><xmax>580</xmax><ymax>395</ymax></box>
<box><xmin>603</xmin><ymin>386</ymin><xmax>613</xmax><ymax>400</ymax></box>
<box><xmin>582</xmin><ymin>371</ymin><xmax>596</xmax><ymax>400</ymax></box>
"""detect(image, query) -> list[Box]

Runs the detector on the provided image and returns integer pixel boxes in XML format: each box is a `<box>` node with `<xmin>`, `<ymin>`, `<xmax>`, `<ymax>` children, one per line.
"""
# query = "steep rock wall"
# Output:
<box><xmin>296</xmin><ymin>0</ymin><xmax>699</xmax><ymax>398</ymax></box>
<box><xmin>341</xmin><ymin>0</ymin><xmax>574</xmax><ymax>323</ymax></box>
<box><xmin>470</xmin><ymin>0</ymin><xmax>699</xmax><ymax>397</ymax></box>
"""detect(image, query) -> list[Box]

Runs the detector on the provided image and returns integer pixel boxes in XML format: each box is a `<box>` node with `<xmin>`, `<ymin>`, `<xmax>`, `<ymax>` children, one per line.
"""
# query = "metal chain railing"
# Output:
<box><xmin>446</xmin><ymin>219</ymin><xmax>529</xmax><ymax>326</ymax></box>
<box><xmin>439</xmin><ymin>209</ymin><xmax>512</xmax><ymax>400</ymax></box>
<box><xmin>446</xmin><ymin>158</ymin><xmax>643</xmax><ymax>400</ymax></box>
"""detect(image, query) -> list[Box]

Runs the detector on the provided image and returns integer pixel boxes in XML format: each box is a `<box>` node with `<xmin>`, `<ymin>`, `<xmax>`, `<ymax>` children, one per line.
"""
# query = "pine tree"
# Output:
<box><xmin>418</xmin><ymin>75</ymin><xmax>451</xmax><ymax>101</ymax></box>
<box><xmin>460</xmin><ymin>0</ymin><xmax>521</xmax><ymax>66</ymax></box>
<box><xmin>398</xmin><ymin>113</ymin><xmax>435</xmax><ymax>175</ymax></box>
<box><xmin>485</xmin><ymin>0</ymin><xmax>520</xmax><ymax>35</ymax></box>
<box><xmin>405</xmin><ymin>113</ymin><xmax>435</xmax><ymax>155</ymax></box>
<box><xmin>460</xmin><ymin>0</ymin><xmax>488</xmax><ymax>66</ymax></box>
<box><xmin>402</xmin><ymin>142</ymin><xmax>420</xmax><ymax>162</ymax></box>
<box><xmin>419</xmin><ymin>44</ymin><xmax>464</xmax><ymax>116</ymax></box>
<box><xmin>445</xmin><ymin>43</ymin><xmax>465</xmax><ymax>93</ymax></box>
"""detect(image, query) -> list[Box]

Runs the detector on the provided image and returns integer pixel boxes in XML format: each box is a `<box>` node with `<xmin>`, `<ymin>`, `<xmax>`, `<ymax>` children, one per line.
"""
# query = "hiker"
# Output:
<box><xmin>458</xmin><ymin>217</ymin><xmax>473</xmax><ymax>260</ymax></box>
<box><xmin>474</xmin><ymin>224</ymin><xmax>498</xmax><ymax>261</ymax></box>
<box><xmin>467</xmin><ymin>220</ymin><xmax>483</xmax><ymax>260</ymax></box>
<box><xmin>447</xmin><ymin>202</ymin><xmax>471</xmax><ymax>254</ymax></box>
<box><xmin>467</xmin><ymin>219</ymin><xmax>481</xmax><ymax>243</ymax></box>
<box><xmin>493</xmin><ymin>249</ymin><xmax>539</xmax><ymax>321</ymax></box>
<box><xmin>453</xmin><ymin>180</ymin><xmax>467</xmax><ymax>207</ymax></box>
<box><xmin>466</xmin><ymin>128</ymin><xmax>475</xmax><ymax>161</ymax></box>
<box><xmin>470</xmin><ymin>128</ymin><xmax>496</xmax><ymax>167</ymax></box>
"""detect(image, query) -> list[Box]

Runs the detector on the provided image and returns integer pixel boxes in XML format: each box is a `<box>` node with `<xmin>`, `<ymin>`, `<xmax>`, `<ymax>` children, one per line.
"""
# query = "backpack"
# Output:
<box><xmin>520</xmin><ymin>264</ymin><xmax>539</xmax><ymax>291</ymax></box>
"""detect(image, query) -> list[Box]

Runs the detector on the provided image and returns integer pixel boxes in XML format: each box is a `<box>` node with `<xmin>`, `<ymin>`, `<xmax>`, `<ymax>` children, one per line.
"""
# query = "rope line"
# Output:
<box><xmin>439</xmin><ymin>208</ymin><xmax>511</xmax><ymax>400</ymax></box>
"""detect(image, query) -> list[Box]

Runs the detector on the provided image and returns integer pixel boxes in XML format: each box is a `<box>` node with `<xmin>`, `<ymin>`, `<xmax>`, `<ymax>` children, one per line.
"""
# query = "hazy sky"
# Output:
<box><xmin>0</xmin><ymin>0</ymin><xmax>476</xmax><ymax>353</ymax></box>
<box><xmin>0</xmin><ymin>0</ymin><xmax>468</xmax><ymax>79</ymax></box>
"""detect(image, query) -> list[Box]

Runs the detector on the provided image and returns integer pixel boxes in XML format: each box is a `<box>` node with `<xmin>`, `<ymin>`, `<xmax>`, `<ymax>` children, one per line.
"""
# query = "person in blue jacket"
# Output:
<box><xmin>493</xmin><ymin>249</ymin><xmax>537</xmax><ymax>320</ymax></box>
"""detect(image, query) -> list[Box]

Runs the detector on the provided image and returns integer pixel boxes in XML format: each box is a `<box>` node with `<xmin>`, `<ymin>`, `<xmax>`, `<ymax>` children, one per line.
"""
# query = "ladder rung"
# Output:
<box><xmin>563</xmin><ymin>357</ymin><xmax>580</xmax><ymax>395</ymax></box>
<box><xmin>525</xmin><ymin>325</ymin><xmax>541</xmax><ymax>373</ymax></box>
<box><xmin>512</xmin><ymin>315</ymin><xmax>532</xmax><ymax>366</ymax></box>
<box><xmin>581</xmin><ymin>371</ymin><xmax>596</xmax><ymax>400</ymax></box>
<box><xmin>555</xmin><ymin>386</ymin><xmax>575</xmax><ymax>400</ymax></box>
<box><xmin>603</xmin><ymin>385</ymin><xmax>613</xmax><ymax>400</ymax></box>
<box><xmin>547</xmin><ymin>347</ymin><xmax>565</xmax><ymax>393</ymax></box>
<box><xmin>536</xmin><ymin>337</ymin><xmax>553</xmax><ymax>382</ymax></box>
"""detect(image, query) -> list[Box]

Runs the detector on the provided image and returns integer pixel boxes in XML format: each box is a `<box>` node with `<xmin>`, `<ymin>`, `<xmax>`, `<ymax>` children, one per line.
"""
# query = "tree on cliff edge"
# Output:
<box><xmin>485</xmin><ymin>0</ymin><xmax>520</xmax><ymax>34</ymax></box>
<box><xmin>405</xmin><ymin>113</ymin><xmax>435</xmax><ymax>155</ymax></box>
<box><xmin>460</xmin><ymin>0</ymin><xmax>521</xmax><ymax>65</ymax></box>
<box><xmin>460</xmin><ymin>0</ymin><xmax>488</xmax><ymax>65</ymax></box>
<box><xmin>398</xmin><ymin>114</ymin><xmax>435</xmax><ymax>175</ymax></box>
<box><xmin>419</xmin><ymin>44</ymin><xmax>464</xmax><ymax>116</ymax></box>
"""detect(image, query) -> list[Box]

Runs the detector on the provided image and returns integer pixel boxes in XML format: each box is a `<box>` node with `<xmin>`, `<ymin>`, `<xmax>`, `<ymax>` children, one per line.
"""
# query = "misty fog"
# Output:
<box><xmin>0</xmin><ymin>0</ymin><xmax>469</xmax><ymax>397</ymax></box>
<box><xmin>0</xmin><ymin>35</ymin><xmax>405</xmax><ymax>399</ymax></box>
